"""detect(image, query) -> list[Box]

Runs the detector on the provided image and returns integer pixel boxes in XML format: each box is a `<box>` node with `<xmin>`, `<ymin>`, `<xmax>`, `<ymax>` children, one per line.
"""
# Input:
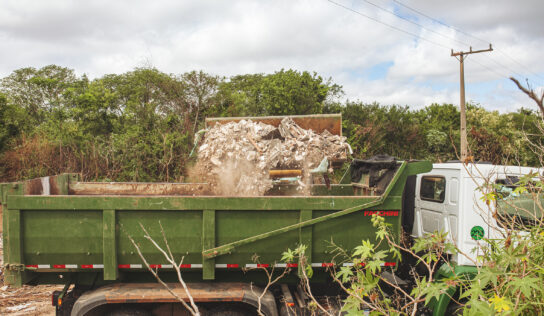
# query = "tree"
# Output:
<box><xmin>259</xmin><ymin>69</ymin><xmax>341</xmax><ymax>115</ymax></box>
<box><xmin>416</xmin><ymin>103</ymin><xmax>460</xmax><ymax>161</ymax></box>
<box><xmin>339</xmin><ymin>102</ymin><xmax>424</xmax><ymax>160</ymax></box>
<box><xmin>0</xmin><ymin>93</ymin><xmax>27</xmax><ymax>152</ymax></box>
<box><xmin>180</xmin><ymin>70</ymin><xmax>220</xmax><ymax>133</ymax></box>
<box><xmin>212</xmin><ymin>74</ymin><xmax>265</xmax><ymax>117</ymax></box>
<box><xmin>215</xmin><ymin>69</ymin><xmax>342</xmax><ymax>117</ymax></box>
<box><xmin>0</xmin><ymin>65</ymin><xmax>76</xmax><ymax>124</ymax></box>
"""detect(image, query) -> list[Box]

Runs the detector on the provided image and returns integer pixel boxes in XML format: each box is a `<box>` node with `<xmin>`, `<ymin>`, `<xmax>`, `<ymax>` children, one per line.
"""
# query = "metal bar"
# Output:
<box><xmin>202</xmin><ymin>209</ymin><xmax>215</xmax><ymax>280</ymax></box>
<box><xmin>381</xmin><ymin>162</ymin><xmax>407</xmax><ymax>198</ymax></box>
<box><xmin>103</xmin><ymin>209</ymin><xmax>117</xmax><ymax>280</ymax></box>
<box><xmin>202</xmin><ymin>162</ymin><xmax>408</xmax><ymax>259</ymax></box>
<box><xmin>7</xmin><ymin>195</ymin><xmax>385</xmax><ymax>211</ymax></box>
<box><xmin>202</xmin><ymin>199</ymin><xmax>381</xmax><ymax>259</ymax></box>
<box><xmin>451</xmin><ymin>44</ymin><xmax>493</xmax><ymax>56</ymax></box>
<box><xmin>5</xmin><ymin>209</ymin><xmax>22</xmax><ymax>286</ymax></box>
<box><xmin>269</xmin><ymin>170</ymin><xmax>302</xmax><ymax>178</ymax></box>
<box><xmin>70</xmin><ymin>182</ymin><xmax>212</xmax><ymax>196</ymax></box>
<box><xmin>299</xmin><ymin>210</ymin><xmax>313</xmax><ymax>277</ymax></box>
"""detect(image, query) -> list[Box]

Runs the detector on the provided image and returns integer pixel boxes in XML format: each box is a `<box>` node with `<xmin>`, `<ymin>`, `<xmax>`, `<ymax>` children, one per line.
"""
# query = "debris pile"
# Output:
<box><xmin>192</xmin><ymin>117</ymin><xmax>351</xmax><ymax>196</ymax></box>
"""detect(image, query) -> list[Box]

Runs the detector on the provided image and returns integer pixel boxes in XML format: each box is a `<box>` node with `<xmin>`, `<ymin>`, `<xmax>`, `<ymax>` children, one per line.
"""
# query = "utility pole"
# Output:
<box><xmin>451</xmin><ymin>44</ymin><xmax>493</xmax><ymax>162</ymax></box>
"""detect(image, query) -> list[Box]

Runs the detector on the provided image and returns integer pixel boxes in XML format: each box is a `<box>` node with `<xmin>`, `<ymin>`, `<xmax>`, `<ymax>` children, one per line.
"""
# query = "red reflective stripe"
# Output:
<box><xmin>384</xmin><ymin>262</ymin><xmax>396</xmax><ymax>267</ymax></box>
<box><xmin>322</xmin><ymin>263</ymin><xmax>334</xmax><ymax>267</ymax></box>
<box><xmin>53</xmin><ymin>264</ymin><xmax>65</xmax><ymax>269</ymax></box>
<box><xmin>227</xmin><ymin>264</ymin><xmax>239</xmax><ymax>268</ymax></box>
<box><xmin>26</xmin><ymin>265</ymin><xmax>38</xmax><ymax>268</ymax></box>
<box><xmin>118</xmin><ymin>264</ymin><xmax>130</xmax><ymax>269</ymax></box>
<box><xmin>81</xmin><ymin>265</ymin><xmax>93</xmax><ymax>269</ymax></box>
<box><xmin>179</xmin><ymin>264</ymin><xmax>191</xmax><ymax>268</ymax></box>
<box><xmin>149</xmin><ymin>264</ymin><xmax>161</xmax><ymax>269</ymax></box>
<box><xmin>286</xmin><ymin>263</ymin><xmax>298</xmax><ymax>268</ymax></box>
<box><xmin>257</xmin><ymin>264</ymin><xmax>269</xmax><ymax>268</ymax></box>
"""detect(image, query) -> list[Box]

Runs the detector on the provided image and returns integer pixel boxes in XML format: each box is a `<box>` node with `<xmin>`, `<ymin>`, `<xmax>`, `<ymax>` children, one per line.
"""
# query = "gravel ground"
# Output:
<box><xmin>0</xmin><ymin>236</ymin><xmax>61</xmax><ymax>315</ymax></box>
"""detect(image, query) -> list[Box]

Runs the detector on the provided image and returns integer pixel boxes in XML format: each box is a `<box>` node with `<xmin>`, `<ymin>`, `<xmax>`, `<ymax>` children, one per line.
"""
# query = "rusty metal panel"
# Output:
<box><xmin>22</xmin><ymin>174</ymin><xmax>78</xmax><ymax>195</ymax></box>
<box><xmin>69</xmin><ymin>182</ymin><xmax>212</xmax><ymax>196</ymax></box>
<box><xmin>102</xmin><ymin>282</ymin><xmax>245</xmax><ymax>303</ymax></box>
<box><xmin>72</xmin><ymin>282</ymin><xmax>278</xmax><ymax>316</ymax></box>
<box><xmin>205</xmin><ymin>114</ymin><xmax>342</xmax><ymax>136</ymax></box>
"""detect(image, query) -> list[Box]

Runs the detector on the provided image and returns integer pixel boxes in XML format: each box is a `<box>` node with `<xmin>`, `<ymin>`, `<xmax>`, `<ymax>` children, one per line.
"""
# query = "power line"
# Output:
<box><xmin>328</xmin><ymin>0</ymin><xmax>539</xmax><ymax>85</ymax></box>
<box><xmin>469</xmin><ymin>55</ymin><xmax>510</xmax><ymax>81</ymax></box>
<box><xmin>365</xmin><ymin>0</ymin><xmax>533</xmax><ymax>83</ymax></box>
<box><xmin>392</xmin><ymin>0</ymin><xmax>544</xmax><ymax>84</ymax></box>
<box><xmin>391</xmin><ymin>0</ymin><xmax>489</xmax><ymax>45</ymax></box>
<box><xmin>360</xmin><ymin>0</ymin><xmax>470</xmax><ymax>49</ymax></box>
<box><xmin>361</xmin><ymin>0</ymin><xmax>535</xmax><ymax>83</ymax></box>
<box><xmin>328</xmin><ymin>0</ymin><xmax>501</xmax><ymax>79</ymax></box>
<box><xmin>327</xmin><ymin>0</ymin><xmax>450</xmax><ymax>49</ymax></box>
<box><xmin>495</xmin><ymin>49</ymin><xmax>544</xmax><ymax>83</ymax></box>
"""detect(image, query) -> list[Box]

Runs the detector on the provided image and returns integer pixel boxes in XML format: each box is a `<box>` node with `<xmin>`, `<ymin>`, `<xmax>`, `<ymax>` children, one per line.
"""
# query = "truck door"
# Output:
<box><xmin>416</xmin><ymin>176</ymin><xmax>447</xmax><ymax>235</ymax></box>
<box><xmin>414</xmin><ymin>171</ymin><xmax>460</xmax><ymax>245</ymax></box>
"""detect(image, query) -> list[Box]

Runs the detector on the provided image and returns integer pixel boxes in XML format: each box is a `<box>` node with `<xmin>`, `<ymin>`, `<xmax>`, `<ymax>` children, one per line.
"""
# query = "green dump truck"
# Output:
<box><xmin>1</xmin><ymin>115</ymin><xmax>433</xmax><ymax>316</ymax></box>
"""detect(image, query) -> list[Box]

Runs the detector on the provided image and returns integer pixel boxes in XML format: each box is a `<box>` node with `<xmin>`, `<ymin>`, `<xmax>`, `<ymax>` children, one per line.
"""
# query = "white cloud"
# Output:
<box><xmin>0</xmin><ymin>0</ymin><xmax>542</xmax><ymax>112</ymax></box>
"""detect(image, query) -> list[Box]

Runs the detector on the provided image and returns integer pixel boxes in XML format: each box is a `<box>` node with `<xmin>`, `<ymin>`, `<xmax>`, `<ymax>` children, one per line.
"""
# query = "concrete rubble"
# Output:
<box><xmin>193</xmin><ymin>117</ymin><xmax>351</xmax><ymax>196</ymax></box>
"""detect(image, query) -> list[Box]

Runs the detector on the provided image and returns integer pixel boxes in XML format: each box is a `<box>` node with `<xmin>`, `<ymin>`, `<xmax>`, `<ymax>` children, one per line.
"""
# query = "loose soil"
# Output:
<box><xmin>0</xmin><ymin>234</ymin><xmax>61</xmax><ymax>315</ymax></box>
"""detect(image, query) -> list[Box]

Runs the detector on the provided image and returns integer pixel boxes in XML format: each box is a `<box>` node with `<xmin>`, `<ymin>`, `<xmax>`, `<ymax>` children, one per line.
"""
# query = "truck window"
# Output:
<box><xmin>495</xmin><ymin>176</ymin><xmax>520</xmax><ymax>199</ymax></box>
<box><xmin>420</xmin><ymin>176</ymin><xmax>446</xmax><ymax>203</ymax></box>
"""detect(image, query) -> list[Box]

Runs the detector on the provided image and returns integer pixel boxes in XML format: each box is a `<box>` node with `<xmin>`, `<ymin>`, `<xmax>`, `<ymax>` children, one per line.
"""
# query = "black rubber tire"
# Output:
<box><xmin>206</xmin><ymin>305</ymin><xmax>255</xmax><ymax>316</ymax></box>
<box><xmin>445</xmin><ymin>294</ymin><xmax>466</xmax><ymax>316</ymax></box>
<box><xmin>445</xmin><ymin>301</ymin><xmax>464</xmax><ymax>315</ymax></box>
<box><xmin>105</xmin><ymin>306</ymin><xmax>152</xmax><ymax>316</ymax></box>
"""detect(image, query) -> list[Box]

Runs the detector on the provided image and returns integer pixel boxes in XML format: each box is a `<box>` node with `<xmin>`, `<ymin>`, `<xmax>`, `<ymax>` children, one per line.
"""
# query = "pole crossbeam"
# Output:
<box><xmin>451</xmin><ymin>44</ymin><xmax>493</xmax><ymax>162</ymax></box>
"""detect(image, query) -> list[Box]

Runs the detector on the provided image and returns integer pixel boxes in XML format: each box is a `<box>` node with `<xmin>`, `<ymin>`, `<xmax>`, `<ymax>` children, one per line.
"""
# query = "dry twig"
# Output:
<box><xmin>125</xmin><ymin>222</ymin><xmax>200</xmax><ymax>316</ymax></box>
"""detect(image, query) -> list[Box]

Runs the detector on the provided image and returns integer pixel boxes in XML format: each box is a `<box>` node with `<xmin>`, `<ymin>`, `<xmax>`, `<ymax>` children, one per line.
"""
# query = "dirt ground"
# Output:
<box><xmin>0</xmin><ymin>235</ymin><xmax>61</xmax><ymax>315</ymax></box>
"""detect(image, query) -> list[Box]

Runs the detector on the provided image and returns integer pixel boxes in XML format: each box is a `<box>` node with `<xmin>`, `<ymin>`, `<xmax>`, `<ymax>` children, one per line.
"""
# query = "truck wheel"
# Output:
<box><xmin>207</xmin><ymin>305</ymin><xmax>255</xmax><ymax>316</ymax></box>
<box><xmin>445</xmin><ymin>300</ymin><xmax>464</xmax><ymax>315</ymax></box>
<box><xmin>105</xmin><ymin>306</ymin><xmax>152</xmax><ymax>316</ymax></box>
<box><xmin>444</xmin><ymin>291</ymin><xmax>466</xmax><ymax>316</ymax></box>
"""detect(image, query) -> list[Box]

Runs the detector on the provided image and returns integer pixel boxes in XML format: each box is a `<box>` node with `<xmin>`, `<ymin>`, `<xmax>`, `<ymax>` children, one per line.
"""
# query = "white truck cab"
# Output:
<box><xmin>412</xmin><ymin>162</ymin><xmax>539</xmax><ymax>266</ymax></box>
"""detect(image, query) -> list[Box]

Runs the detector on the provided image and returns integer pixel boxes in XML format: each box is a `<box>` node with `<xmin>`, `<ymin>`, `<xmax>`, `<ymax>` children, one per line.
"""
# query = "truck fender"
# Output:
<box><xmin>71</xmin><ymin>282</ymin><xmax>278</xmax><ymax>316</ymax></box>
<box><xmin>430</xmin><ymin>264</ymin><xmax>478</xmax><ymax>316</ymax></box>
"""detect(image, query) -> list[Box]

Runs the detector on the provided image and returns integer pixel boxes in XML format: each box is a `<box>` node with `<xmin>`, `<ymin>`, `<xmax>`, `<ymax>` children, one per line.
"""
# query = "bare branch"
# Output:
<box><xmin>138</xmin><ymin>222</ymin><xmax>201</xmax><ymax>315</ymax></box>
<box><xmin>510</xmin><ymin>77</ymin><xmax>544</xmax><ymax>118</ymax></box>
<box><xmin>246</xmin><ymin>255</ymin><xmax>291</xmax><ymax>316</ymax></box>
<box><xmin>126</xmin><ymin>231</ymin><xmax>199</xmax><ymax>316</ymax></box>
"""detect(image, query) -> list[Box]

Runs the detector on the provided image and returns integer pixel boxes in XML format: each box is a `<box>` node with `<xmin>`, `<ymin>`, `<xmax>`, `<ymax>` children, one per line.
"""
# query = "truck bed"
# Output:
<box><xmin>1</xmin><ymin>160</ymin><xmax>431</xmax><ymax>288</ymax></box>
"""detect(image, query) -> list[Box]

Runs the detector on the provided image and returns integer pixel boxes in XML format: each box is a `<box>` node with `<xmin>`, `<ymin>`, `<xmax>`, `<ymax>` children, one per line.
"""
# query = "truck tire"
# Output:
<box><xmin>105</xmin><ymin>306</ymin><xmax>152</xmax><ymax>316</ymax></box>
<box><xmin>207</xmin><ymin>305</ymin><xmax>255</xmax><ymax>316</ymax></box>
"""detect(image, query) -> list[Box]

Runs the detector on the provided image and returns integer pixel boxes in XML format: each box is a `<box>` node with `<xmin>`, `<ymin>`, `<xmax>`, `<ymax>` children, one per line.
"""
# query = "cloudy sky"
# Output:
<box><xmin>1</xmin><ymin>0</ymin><xmax>543</xmax><ymax>112</ymax></box>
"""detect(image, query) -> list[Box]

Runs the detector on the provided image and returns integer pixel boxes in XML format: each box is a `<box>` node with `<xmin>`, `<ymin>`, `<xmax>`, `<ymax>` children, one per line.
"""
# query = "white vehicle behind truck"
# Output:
<box><xmin>412</xmin><ymin>162</ymin><xmax>540</xmax><ymax>266</ymax></box>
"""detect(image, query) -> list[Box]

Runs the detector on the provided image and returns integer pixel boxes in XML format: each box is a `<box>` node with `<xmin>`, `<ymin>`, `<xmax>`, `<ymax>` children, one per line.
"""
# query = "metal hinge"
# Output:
<box><xmin>4</xmin><ymin>263</ymin><xmax>26</xmax><ymax>271</ymax></box>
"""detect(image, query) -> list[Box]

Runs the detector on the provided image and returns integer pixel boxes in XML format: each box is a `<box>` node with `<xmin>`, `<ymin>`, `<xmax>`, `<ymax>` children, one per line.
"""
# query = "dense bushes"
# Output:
<box><xmin>0</xmin><ymin>65</ymin><xmax>540</xmax><ymax>182</ymax></box>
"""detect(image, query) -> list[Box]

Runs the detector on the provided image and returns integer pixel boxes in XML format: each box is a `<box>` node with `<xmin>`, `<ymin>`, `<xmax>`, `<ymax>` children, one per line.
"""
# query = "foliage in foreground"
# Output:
<box><xmin>283</xmin><ymin>200</ymin><xmax>544</xmax><ymax>315</ymax></box>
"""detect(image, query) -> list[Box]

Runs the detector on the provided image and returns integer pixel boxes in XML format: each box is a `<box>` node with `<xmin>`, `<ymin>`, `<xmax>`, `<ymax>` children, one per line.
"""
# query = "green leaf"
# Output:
<box><xmin>305</xmin><ymin>264</ymin><xmax>314</xmax><ymax>278</ymax></box>
<box><xmin>367</xmin><ymin>260</ymin><xmax>382</xmax><ymax>274</ymax></box>
<box><xmin>336</xmin><ymin>266</ymin><xmax>354</xmax><ymax>283</ymax></box>
<box><xmin>353</xmin><ymin>240</ymin><xmax>374</xmax><ymax>260</ymax></box>
<box><xmin>281</xmin><ymin>248</ymin><xmax>295</xmax><ymax>262</ymax></box>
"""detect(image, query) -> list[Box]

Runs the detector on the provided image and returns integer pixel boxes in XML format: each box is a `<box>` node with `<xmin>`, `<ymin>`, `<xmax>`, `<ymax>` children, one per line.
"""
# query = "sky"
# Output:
<box><xmin>0</xmin><ymin>0</ymin><xmax>543</xmax><ymax>112</ymax></box>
